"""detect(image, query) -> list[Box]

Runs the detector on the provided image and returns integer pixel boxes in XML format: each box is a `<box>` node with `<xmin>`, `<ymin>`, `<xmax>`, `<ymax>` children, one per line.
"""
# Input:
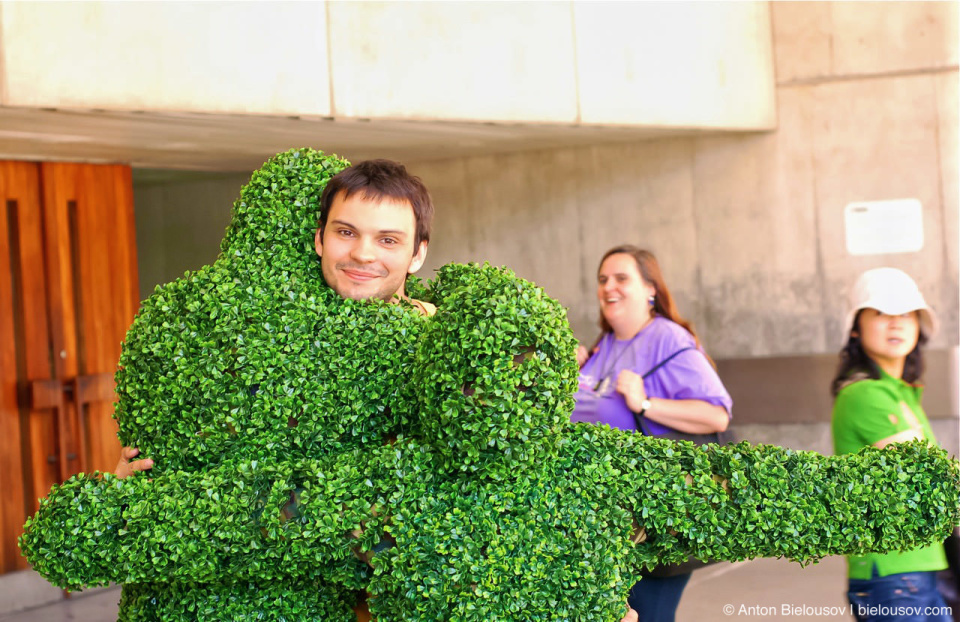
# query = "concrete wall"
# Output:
<box><xmin>409</xmin><ymin>1</ymin><xmax>959</xmax><ymax>358</ymax></box>
<box><xmin>133</xmin><ymin>172</ymin><xmax>244</xmax><ymax>301</ymax></box>
<box><xmin>0</xmin><ymin>1</ymin><xmax>774</xmax><ymax>130</ymax></box>
<box><xmin>129</xmin><ymin>1</ymin><xmax>959</xmax><ymax>352</ymax></box>
<box><xmin>399</xmin><ymin>1</ymin><xmax>959</xmax><ymax>451</ymax></box>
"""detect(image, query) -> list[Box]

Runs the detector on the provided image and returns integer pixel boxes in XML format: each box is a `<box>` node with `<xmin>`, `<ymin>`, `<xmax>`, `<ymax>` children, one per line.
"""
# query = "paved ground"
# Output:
<box><xmin>679</xmin><ymin>555</ymin><xmax>850</xmax><ymax>620</ymax></box>
<box><xmin>0</xmin><ymin>555</ymin><xmax>852</xmax><ymax>622</ymax></box>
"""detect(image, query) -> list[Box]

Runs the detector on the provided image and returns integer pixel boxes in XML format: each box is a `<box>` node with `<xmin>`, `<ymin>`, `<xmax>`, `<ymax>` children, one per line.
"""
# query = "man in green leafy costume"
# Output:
<box><xmin>20</xmin><ymin>149</ymin><xmax>960</xmax><ymax>621</ymax></box>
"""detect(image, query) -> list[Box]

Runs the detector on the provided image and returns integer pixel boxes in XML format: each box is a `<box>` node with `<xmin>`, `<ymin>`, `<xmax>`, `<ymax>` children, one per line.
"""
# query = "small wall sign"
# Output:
<box><xmin>844</xmin><ymin>198</ymin><xmax>924</xmax><ymax>256</ymax></box>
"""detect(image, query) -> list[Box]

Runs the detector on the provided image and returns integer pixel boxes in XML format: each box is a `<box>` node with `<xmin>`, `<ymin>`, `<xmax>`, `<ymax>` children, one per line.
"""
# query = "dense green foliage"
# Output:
<box><xmin>21</xmin><ymin>148</ymin><xmax>960</xmax><ymax>621</ymax></box>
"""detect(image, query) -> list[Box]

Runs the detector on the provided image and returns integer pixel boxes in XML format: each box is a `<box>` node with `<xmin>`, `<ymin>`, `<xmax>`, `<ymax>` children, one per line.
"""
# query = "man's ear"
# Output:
<box><xmin>408</xmin><ymin>241</ymin><xmax>428</xmax><ymax>274</ymax></box>
<box><xmin>314</xmin><ymin>228</ymin><xmax>324</xmax><ymax>258</ymax></box>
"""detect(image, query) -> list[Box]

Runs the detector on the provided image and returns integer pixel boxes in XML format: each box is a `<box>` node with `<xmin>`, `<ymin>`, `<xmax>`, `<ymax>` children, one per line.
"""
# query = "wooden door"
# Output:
<box><xmin>0</xmin><ymin>161</ymin><xmax>139</xmax><ymax>575</ymax></box>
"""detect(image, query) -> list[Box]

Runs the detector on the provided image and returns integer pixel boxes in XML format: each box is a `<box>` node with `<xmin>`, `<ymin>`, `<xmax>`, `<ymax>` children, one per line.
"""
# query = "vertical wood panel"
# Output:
<box><xmin>39</xmin><ymin>164</ymin><xmax>82</xmax><ymax>480</ymax></box>
<box><xmin>39</xmin><ymin>164</ymin><xmax>74</xmax><ymax>380</ymax></box>
<box><xmin>13</xmin><ymin>166</ymin><xmax>60</xmax><ymax>521</ymax></box>
<box><xmin>41</xmin><ymin>163</ymin><xmax>138</xmax><ymax>476</ymax></box>
<box><xmin>115</xmin><ymin>165</ymin><xmax>140</xmax><ymax>328</ymax></box>
<box><xmin>82</xmin><ymin>164</ymin><xmax>137</xmax><ymax>475</ymax></box>
<box><xmin>104</xmin><ymin>165</ymin><xmax>140</xmax><ymax>473</ymax></box>
<box><xmin>0</xmin><ymin>170</ymin><xmax>21</xmax><ymax>573</ymax></box>
<box><xmin>0</xmin><ymin>162</ymin><xmax>51</xmax><ymax>573</ymax></box>
<box><xmin>0</xmin><ymin>160</ymin><xmax>138</xmax><ymax>577</ymax></box>
<box><xmin>0</xmin><ymin>164</ymin><xmax>30</xmax><ymax>573</ymax></box>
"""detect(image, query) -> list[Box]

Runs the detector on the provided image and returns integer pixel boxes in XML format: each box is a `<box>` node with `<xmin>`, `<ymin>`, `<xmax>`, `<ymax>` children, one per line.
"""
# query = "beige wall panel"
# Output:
<box><xmin>692</xmin><ymin>88</ymin><xmax>824</xmax><ymax>358</ymax></box>
<box><xmin>770</xmin><ymin>2</ymin><xmax>833</xmax><ymax>83</ymax></box>
<box><xmin>830</xmin><ymin>2</ymin><xmax>959</xmax><ymax>76</ymax></box>
<box><xmin>1</xmin><ymin>2</ymin><xmax>331</xmax><ymax>114</ymax></box>
<box><xmin>771</xmin><ymin>2</ymin><xmax>958</xmax><ymax>84</ymax></box>
<box><xmin>459</xmin><ymin>150</ymin><xmax>585</xmax><ymax>327</ymax></box>
<box><xmin>574</xmin><ymin>1</ymin><xmax>775</xmax><ymax>129</ymax></box>
<box><xmin>572</xmin><ymin>140</ymin><xmax>700</xmax><ymax>342</ymax></box>
<box><xmin>811</xmin><ymin>75</ymin><xmax>952</xmax><ymax>347</ymax></box>
<box><xmin>408</xmin><ymin>158</ymin><xmax>475</xmax><ymax>277</ymax></box>
<box><xmin>936</xmin><ymin>72</ymin><xmax>959</xmax><ymax>342</ymax></box>
<box><xmin>938</xmin><ymin>72</ymin><xmax>959</xmax><ymax>274</ymax></box>
<box><xmin>327</xmin><ymin>2</ymin><xmax>577</xmax><ymax>122</ymax></box>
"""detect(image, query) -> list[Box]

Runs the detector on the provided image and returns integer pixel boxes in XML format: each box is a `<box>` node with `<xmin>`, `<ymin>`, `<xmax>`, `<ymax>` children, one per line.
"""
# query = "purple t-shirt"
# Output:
<box><xmin>570</xmin><ymin>317</ymin><xmax>732</xmax><ymax>435</ymax></box>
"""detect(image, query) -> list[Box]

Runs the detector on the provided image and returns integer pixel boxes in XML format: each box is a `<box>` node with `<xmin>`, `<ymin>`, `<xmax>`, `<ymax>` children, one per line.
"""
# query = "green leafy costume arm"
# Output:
<box><xmin>583</xmin><ymin>429</ymin><xmax>960</xmax><ymax>570</ymax></box>
<box><xmin>19</xmin><ymin>454</ymin><xmax>386</xmax><ymax>590</ymax></box>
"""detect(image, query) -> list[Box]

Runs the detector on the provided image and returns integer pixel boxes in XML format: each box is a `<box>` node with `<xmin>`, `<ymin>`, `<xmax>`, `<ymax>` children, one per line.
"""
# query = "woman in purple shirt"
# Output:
<box><xmin>571</xmin><ymin>245</ymin><xmax>732</xmax><ymax>622</ymax></box>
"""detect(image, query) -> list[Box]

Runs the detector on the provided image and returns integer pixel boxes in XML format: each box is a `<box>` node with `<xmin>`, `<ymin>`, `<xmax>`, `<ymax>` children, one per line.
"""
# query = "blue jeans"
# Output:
<box><xmin>628</xmin><ymin>572</ymin><xmax>692</xmax><ymax>622</ymax></box>
<box><xmin>848</xmin><ymin>568</ymin><xmax>953</xmax><ymax>622</ymax></box>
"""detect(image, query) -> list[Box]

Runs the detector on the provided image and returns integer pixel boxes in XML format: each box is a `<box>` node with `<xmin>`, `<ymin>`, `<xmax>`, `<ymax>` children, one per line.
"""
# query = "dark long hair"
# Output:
<box><xmin>830</xmin><ymin>309</ymin><xmax>927</xmax><ymax>396</ymax></box>
<box><xmin>589</xmin><ymin>246</ymin><xmax>710</xmax><ymax>362</ymax></box>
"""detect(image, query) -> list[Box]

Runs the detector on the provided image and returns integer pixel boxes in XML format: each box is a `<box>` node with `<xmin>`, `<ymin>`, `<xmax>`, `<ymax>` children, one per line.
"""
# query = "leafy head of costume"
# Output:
<box><xmin>20</xmin><ymin>149</ymin><xmax>960</xmax><ymax>621</ymax></box>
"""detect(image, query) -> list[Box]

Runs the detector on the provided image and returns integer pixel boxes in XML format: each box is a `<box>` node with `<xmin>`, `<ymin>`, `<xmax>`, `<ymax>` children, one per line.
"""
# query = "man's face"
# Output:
<box><xmin>315</xmin><ymin>191</ymin><xmax>428</xmax><ymax>302</ymax></box>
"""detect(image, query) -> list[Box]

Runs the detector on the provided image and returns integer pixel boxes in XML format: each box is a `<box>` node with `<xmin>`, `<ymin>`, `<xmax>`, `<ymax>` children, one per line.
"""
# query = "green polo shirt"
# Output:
<box><xmin>831</xmin><ymin>368</ymin><xmax>947</xmax><ymax>579</ymax></box>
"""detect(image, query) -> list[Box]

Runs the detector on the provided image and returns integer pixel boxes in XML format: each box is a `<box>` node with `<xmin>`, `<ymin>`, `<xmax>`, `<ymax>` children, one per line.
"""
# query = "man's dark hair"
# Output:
<box><xmin>318</xmin><ymin>159</ymin><xmax>434</xmax><ymax>249</ymax></box>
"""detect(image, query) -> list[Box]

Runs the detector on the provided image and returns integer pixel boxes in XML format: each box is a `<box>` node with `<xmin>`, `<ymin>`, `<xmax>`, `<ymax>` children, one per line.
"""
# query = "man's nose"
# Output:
<box><xmin>350</xmin><ymin>237</ymin><xmax>377</xmax><ymax>263</ymax></box>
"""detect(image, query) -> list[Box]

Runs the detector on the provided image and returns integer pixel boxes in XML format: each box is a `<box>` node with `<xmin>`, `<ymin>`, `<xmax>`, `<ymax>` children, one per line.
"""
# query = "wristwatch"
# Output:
<box><xmin>638</xmin><ymin>398</ymin><xmax>652</xmax><ymax>417</ymax></box>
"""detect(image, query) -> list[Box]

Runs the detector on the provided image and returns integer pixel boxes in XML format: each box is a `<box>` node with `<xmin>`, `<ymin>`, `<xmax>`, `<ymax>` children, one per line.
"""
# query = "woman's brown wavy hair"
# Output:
<box><xmin>588</xmin><ymin>246</ymin><xmax>710</xmax><ymax>365</ymax></box>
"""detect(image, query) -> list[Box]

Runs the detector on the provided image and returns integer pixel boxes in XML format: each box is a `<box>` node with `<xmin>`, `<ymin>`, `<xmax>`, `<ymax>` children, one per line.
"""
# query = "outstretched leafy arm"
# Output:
<box><xmin>19</xmin><ymin>451</ymin><xmax>390</xmax><ymax>590</ymax></box>
<box><xmin>576</xmin><ymin>428</ymin><xmax>960</xmax><ymax>571</ymax></box>
<box><xmin>20</xmin><ymin>422</ymin><xmax>958</xmax><ymax>619</ymax></box>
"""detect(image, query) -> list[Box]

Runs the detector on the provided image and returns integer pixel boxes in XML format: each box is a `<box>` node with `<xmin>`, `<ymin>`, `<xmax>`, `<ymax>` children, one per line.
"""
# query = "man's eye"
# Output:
<box><xmin>382</xmin><ymin>238</ymin><xmax>398</xmax><ymax>246</ymax></box>
<box><xmin>338</xmin><ymin>229</ymin><xmax>355</xmax><ymax>237</ymax></box>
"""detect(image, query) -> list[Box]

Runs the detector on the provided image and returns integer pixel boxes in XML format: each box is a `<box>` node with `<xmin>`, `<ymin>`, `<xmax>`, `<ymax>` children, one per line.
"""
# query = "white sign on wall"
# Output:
<box><xmin>844</xmin><ymin>199</ymin><xmax>924</xmax><ymax>256</ymax></box>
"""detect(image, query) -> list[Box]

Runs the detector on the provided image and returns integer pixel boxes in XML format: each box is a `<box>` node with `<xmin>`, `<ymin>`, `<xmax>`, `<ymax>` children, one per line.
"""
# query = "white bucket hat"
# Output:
<box><xmin>842</xmin><ymin>267</ymin><xmax>938</xmax><ymax>345</ymax></box>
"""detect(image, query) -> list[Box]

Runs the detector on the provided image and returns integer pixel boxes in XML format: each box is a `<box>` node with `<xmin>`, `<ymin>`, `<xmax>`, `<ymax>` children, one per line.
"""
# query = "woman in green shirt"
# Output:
<box><xmin>831</xmin><ymin>267</ymin><xmax>950</xmax><ymax>622</ymax></box>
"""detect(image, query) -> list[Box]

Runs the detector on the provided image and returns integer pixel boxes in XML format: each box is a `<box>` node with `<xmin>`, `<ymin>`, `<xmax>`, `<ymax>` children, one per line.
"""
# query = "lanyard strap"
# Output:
<box><xmin>594</xmin><ymin>331</ymin><xmax>643</xmax><ymax>382</ymax></box>
<box><xmin>635</xmin><ymin>346</ymin><xmax>722</xmax><ymax>445</ymax></box>
<box><xmin>641</xmin><ymin>346</ymin><xmax>695</xmax><ymax>379</ymax></box>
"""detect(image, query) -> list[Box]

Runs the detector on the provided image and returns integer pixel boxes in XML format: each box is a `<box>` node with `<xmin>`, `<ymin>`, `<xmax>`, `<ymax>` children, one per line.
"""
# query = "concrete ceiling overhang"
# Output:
<box><xmin>0</xmin><ymin>106</ymin><xmax>751</xmax><ymax>173</ymax></box>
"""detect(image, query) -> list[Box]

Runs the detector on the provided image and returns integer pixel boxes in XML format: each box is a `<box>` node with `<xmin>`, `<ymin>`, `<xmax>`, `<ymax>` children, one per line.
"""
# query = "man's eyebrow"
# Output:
<box><xmin>330</xmin><ymin>219</ymin><xmax>408</xmax><ymax>237</ymax></box>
